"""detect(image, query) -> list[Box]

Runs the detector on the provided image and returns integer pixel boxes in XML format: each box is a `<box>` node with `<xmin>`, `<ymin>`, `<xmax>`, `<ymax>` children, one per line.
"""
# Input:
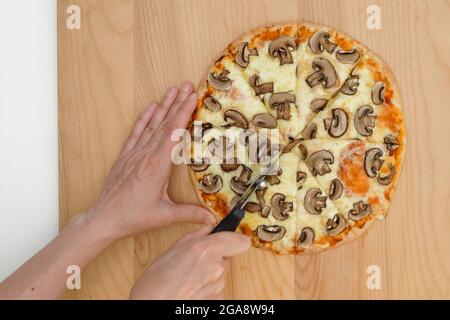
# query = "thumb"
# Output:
<box><xmin>171</xmin><ymin>203</ymin><xmax>217</xmax><ymax>225</ymax></box>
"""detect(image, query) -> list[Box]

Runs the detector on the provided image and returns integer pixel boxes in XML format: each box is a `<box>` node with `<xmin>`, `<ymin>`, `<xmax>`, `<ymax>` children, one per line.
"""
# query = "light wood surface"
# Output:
<box><xmin>58</xmin><ymin>0</ymin><xmax>450</xmax><ymax>299</ymax></box>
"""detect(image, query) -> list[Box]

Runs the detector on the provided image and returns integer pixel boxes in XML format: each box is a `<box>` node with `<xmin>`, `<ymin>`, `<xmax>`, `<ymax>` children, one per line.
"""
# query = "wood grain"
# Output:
<box><xmin>58</xmin><ymin>0</ymin><xmax>450</xmax><ymax>299</ymax></box>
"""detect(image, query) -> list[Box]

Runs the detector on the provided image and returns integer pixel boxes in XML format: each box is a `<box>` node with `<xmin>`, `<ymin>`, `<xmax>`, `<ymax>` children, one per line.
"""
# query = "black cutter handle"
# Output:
<box><xmin>210</xmin><ymin>207</ymin><xmax>245</xmax><ymax>234</ymax></box>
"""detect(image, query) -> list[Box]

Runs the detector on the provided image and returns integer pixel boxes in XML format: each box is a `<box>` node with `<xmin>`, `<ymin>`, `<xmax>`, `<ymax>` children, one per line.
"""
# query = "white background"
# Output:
<box><xmin>0</xmin><ymin>0</ymin><xmax>58</xmax><ymax>281</ymax></box>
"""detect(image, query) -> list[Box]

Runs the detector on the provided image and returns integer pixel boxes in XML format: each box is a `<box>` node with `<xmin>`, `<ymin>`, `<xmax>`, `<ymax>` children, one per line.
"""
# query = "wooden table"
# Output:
<box><xmin>58</xmin><ymin>0</ymin><xmax>450</xmax><ymax>299</ymax></box>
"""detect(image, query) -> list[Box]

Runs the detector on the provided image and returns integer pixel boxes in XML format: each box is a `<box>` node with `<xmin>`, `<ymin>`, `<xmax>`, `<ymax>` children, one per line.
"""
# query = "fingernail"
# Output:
<box><xmin>167</xmin><ymin>86</ymin><xmax>179</xmax><ymax>97</ymax></box>
<box><xmin>181</xmin><ymin>82</ymin><xmax>192</xmax><ymax>93</ymax></box>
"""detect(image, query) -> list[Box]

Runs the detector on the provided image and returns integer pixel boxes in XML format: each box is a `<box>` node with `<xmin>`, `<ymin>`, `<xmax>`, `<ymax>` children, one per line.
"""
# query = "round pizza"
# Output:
<box><xmin>187</xmin><ymin>22</ymin><xmax>405</xmax><ymax>254</ymax></box>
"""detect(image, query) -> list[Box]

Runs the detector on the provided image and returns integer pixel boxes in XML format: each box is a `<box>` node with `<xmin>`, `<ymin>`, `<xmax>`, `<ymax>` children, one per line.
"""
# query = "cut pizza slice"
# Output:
<box><xmin>295</xmin><ymin>160</ymin><xmax>355</xmax><ymax>253</ymax></box>
<box><xmin>301</xmin><ymin>51</ymin><xmax>405</xmax><ymax>146</ymax></box>
<box><xmin>299</xmin><ymin>138</ymin><xmax>404</xmax><ymax>235</ymax></box>
<box><xmin>295</xmin><ymin>23</ymin><xmax>367</xmax><ymax>134</ymax></box>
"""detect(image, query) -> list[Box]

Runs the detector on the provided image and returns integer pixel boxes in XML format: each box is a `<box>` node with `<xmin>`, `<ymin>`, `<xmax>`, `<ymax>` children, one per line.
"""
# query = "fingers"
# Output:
<box><xmin>148</xmin><ymin>87</ymin><xmax>179</xmax><ymax>129</ymax></box>
<box><xmin>122</xmin><ymin>103</ymin><xmax>158</xmax><ymax>152</ymax></box>
<box><xmin>171</xmin><ymin>203</ymin><xmax>216</xmax><ymax>225</ymax></box>
<box><xmin>207</xmin><ymin>232</ymin><xmax>251</xmax><ymax>257</ymax></box>
<box><xmin>174</xmin><ymin>225</ymin><xmax>213</xmax><ymax>245</ymax></box>
<box><xmin>165</xmin><ymin>82</ymin><xmax>194</xmax><ymax>120</ymax></box>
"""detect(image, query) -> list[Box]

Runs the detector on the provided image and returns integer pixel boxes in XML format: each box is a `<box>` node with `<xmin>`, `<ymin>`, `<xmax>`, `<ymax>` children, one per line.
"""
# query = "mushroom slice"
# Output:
<box><xmin>252</xmin><ymin>113</ymin><xmax>277</xmax><ymax>129</ymax></box>
<box><xmin>364</xmin><ymin>148</ymin><xmax>384</xmax><ymax>178</ymax></box>
<box><xmin>306</xmin><ymin>150</ymin><xmax>334</xmax><ymax>176</ymax></box>
<box><xmin>261</xmin><ymin>206</ymin><xmax>271</xmax><ymax>218</ymax></box>
<box><xmin>354</xmin><ymin>105</ymin><xmax>377</xmax><ymax>137</ymax></box>
<box><xmin>208</xmin><ymin>70</ymin><xmax>232</xmax><ymax>91</ymax></box>
<box><xmin>208</xmin><ymin>136</ymin><xmax>234</xmax><ymax>161</ymax></box>
<box><xmin>189</xmin><ymin>160</ymin><xmax>210</xmax><ymax>172</ymax></box>
<box><xmin>268</xmin><ymin>36</ymin><xmax>297</xmax><ymax>65</ymax></box>
<box><xmin>256</xmin><ymin>225</ymin><xmax>286</xmax><ymax>242</ymax></box>
<box><xmin>235</xmin><ymin>42</ymin><xmax>258</xmax><ymax>68</ymax></box>
<box><xmin>224</xmin><ymin>109</ymin><xmax>249</xmax><ymax>129</ymax></box>
<box><xmin>249</xmin><ymin>74</ymin><xmax>274</xmax><ymax>96</ymax></box>
<box><xmin>377</xmin><ymin>163</ymin><xmax>395</xmax><ymax>185</ymax></box>
<box><xmin>306</xmin><ymin>58</ymin><xmax>338</xmax><ymax>89</ymax></box>
<box><xmin>269</xmin><ymin>92</ymin><xmax>295</xmax><ymax>120</ymax></box>
<box><xmin>326</xmin><ymin>214</ymin><xmax>346</xmax><ymax>236</ymax></box>
<box><xmin>256</xmin><ymin>187</ymin><xmax>267</xmax><ymax>205</ymax></box>
<box><xmin>244</xmin><ymin>202</ymin><xmax>262</xmax><ymax>213</ymax></box>
<box><xmin>336</xmin><ymin>49</ymin><xmax>361</xmax><ymax>64</ymax></box>
<box><xmin>298</xmin><ymin>143</ymin><xmax>308</xmax><ymax>160</ymax></box>
<box><xmin>230</xmin><ymin>165</ymin><xmax>253</xmax><ymax>195</ymax></box>
<box><xmin>221</xmin><ymin>158</ymin><xmax>239</xmax><ymax>172</ymax></box>
<box><xmin>340</xmin><ymin>74</ymin><xmax>360</xmax><ymax>95</ymax></box>
<box><xmin>283</xmin><ymin>137</ymin><xmax>303</xmax><ymax>153</ymax></box>
<box><xmin>302</xmin><ymin>123</ymin><xmax>317</xmax><ymax>140</ymax></box>
<box><xmin>310</xmin><ymin>98</ymin><xmax>328</xmax><ymax>113</ymax></box>
<box><xmin>298</xmin><ymin>227</ymin><xmax>315</xmax><ymax>247</ymax></box>
<box><xmin>329</xmin><ymin>178</ymin><xmax>343</xmax><ymax>200</ymax></box>
<box><xmin>270</xmin><ymin>193</ymin><xmax>292</xmax><ymax>221</ymax></box>
<box><xmin>324</xmin><ymin>108</ymin><xmax>348</xmax><ymax>138</ymax></box>
<box><xmin>297</xmin><ymin>171</ymin><xmax>307</xmax><ymax>189</ymax></box>
<box><xmin>348</xmin><ymin>201</ymin><xmax>372</xmax><ymax>220</ymax></box>
<box><xmin>199</xmin><ymin>174</ymin><xmax>223</xmax><ymax>194</ymax></box>
<box><xmin>371</xmin><ymin>82</ymin><xmax>386</xmax><ymax>105</ymax></box>
<box><xmin>308</xmin><ymin>31</ymin><xmax>337</xmax><ymax>54</ymax></box>
<box><xmin>190</xmin><ymin>122</ymin><xmax>213</xmax><ymax>142</ymax></box>
<box><xmin>229</xmin><ymin>195</ymin><xmax>240</xmax><ymax>208</ymax></box>
<box><xmin>304</xmin><ymin>188</ymin><xmax>327</xmax><ymax>215</ymax></box>
<box><xmin>203</xmin><ymin>96</ymin><xmax>221</xmax><ymax>112</ymax></box>
<box><xmin>266</xmin><ymin>175</ymin><xmax>281</xmax><ymax>185</ymax></box>
<box><xmin>384</xmin><ymin>135</ymin><xmax>400</xmax><ymax>151</ymax></box>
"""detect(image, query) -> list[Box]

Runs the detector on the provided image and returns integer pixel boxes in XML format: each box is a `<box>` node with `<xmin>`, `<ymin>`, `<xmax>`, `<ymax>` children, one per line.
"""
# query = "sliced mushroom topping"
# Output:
<box><xmin>268</xmin><ymin>36</ymin><xmax>297</xmax><ymax>65</ymax></box>
<box><xmin>297</xmin><ymin>171</ymin><xmax>307</xmax><ymax>189</ymax></box>
<box><xmin>384</xmin><ymin>135</ymin><xmax>400</xmax><ymax>151</ymax></box>
<box><xmin>306</xmin><ymin>150</ymin><xmax>334</xmax><ymax>176</ymax></box>
<box><xmin>299</xmin><ymin>143</ymin><xmax>308</xmax><ymax>160</ymax></box>
<box><xmin>270</xmin><ymin>193</ymin><xmax>292</xmax><ymax>221</ymax></box>
<box><xmin>371</xmin><ymin>82</ymin><xmax>386</xmax><ymax>105</ymax></box>
<box><xmin>355</xmin><ymin>105</ymin><xmax>377</xmax><ymax>137</ymax></box>
<box><xmin>256</xmin><ymin>225</ymin><xmax>286</xmax><ymax>242</ymax></box>
<box><xmin>310</xmin><ymin>98</ymin><xmax>328</xmax><ymax>113</ymax></box>
<box><xmin>199</xmin><ymin>174</ymin><xmax>223</xmax><ymax>194</ymax></box>
<box><xmin>302</xmin><ymin>123</ymin><xmax>317</xmax><ymax>140</ymax></box>
<box><xmin>229</xmin><ymin>195</ymin><xmax>239</xmax><ymax>208</ymax></box>
<box><xmin>208</xmin><ymin>70</ymin><xmax>232</xmax><ymax>91</ymax></box>
<box><xmin>308</xmin><ymin>31</ymin><xmax>336</xmax><ymax>54</ymax></box>
<box><xmin>224</xmin><ymin>109</ymin><xmax>249</xmax><ymax>129</ymax></box>
<box><xmin>244</xmin><ymin>202</ymin><xmax>262</xmax><ymax>213</ymax></box>
<box><xmin>261</xmin><ymin>206</ymin><xmax>271</xmax><ymax>218</ymax></box>
<box><xmin>306</xmin><ymin>58</ymin><xmax>338</xmax><ymax>89</ymax></box>
<box><xmin>326</xmin><ymin>214</ymin><xmax>346</xmax><ymax>236</ymax></box>
<box><xmin>189</xmin><ymin>160</ymin><xmax>210</xmax><ymax>172</ymax></box>
<box><xmin>208</xmin><ymin>136</ymin><xmax>234</xmax><ymax>160</ymax></box>
<box><xmin>304</xmin><ymin>188</ymin><xmax>327</xmax><ymax>214</ymax></box>
<box><xmin>329</xmin><ymin>178</ymin><xmax>343</xmax><ymax>200</ymax></box>
<box><xmin>266</xmin><ymin>175</ymin><xmax>281</xmax><ymax>185</ymax></box>
<box><xmin>221</xmin><ymin>158</ymin><xmax>239</xmax><ymax>172</ymax></box>
<box><xmin>256</xmin><ymin>187</ymin><xmax>267</xmax><ymax>205</ymax></box>
<box><xmin>203</xmin><ymin>96</ymin><xmax>221</xmax><ymax>112</ymax></box>
<box><xmin>230</xmin><ymin>165</ymin><xmax>253</xmax><ymax>195</ymax></box>
<box><xmin>252</xmin><ymin>113</ymin><xmax>277</xmax><ymax>129</ymax></box>
<box><xmin>340</xmin><ymin>74</ymin><xmax>360</xmax><ymax>95</ymax></box>
<box><xmin>269</xmin><ymin>92</ymin><xmax>295</xmax><ymax>120</ymax></box>
<box><xmin>377</xmin><ymin>163</ymin><xmax>395</xmax><ymax>185</ymax></box>
<box><xmin>364</xmin><ymin>148</ymin><xmax>384</xmax><ymax>178</ymax></box>
<box><xmin>348</xmin><ymin>201</ymin><xmax>372</xmax><ymax>220</ymax></box>
<box><xmin>298</xmin><ymin>227</ymin><xmax>315</xmax><ymax>247</ymax></box>
<box><xmin>249</xmin><ymin>74</ymin><xmax>274</xmax><ymax>96</ymax></box>
<box><xmin>323</xmin><ymin>108</ymin><xmax>348</xmax><ymax>137</ymax></box>
<box><xmin>235</xmin><ymin>42</ymin><xmax>258</xmax><ymax>68</ymax></box>
<box><xmin>336</xmin><ymin>49</ymin><xmax>361</xmax><ymax>64</ymax></box>
<box><xmin>191</xmin><ymin>122</ymin><xmax>212</xmax><ymax>142</ymax></box>
<box><xmin>283</xmin><ymin>137</ymin><xmax>303</xmax><ymax>153</ymax></box>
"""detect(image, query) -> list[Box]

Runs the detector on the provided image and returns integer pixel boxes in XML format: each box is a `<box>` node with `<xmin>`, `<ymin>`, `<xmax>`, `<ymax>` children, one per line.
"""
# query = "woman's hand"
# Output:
<box><xmin>130</xmin><ymin>226</ymin><xmax>251</xmax><ymax>300</ymax></box>
<box><xmin>87</xmin><ymin>82</ymin><xmax>215</xmax><ymax>240</ymax></box>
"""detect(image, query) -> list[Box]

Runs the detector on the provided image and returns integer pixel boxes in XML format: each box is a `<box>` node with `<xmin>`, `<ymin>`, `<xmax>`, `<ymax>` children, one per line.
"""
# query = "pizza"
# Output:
<box><xmin>187</xmin><ymin>22</ymin><xmax>405</xmax><ymax>254</ymax></box>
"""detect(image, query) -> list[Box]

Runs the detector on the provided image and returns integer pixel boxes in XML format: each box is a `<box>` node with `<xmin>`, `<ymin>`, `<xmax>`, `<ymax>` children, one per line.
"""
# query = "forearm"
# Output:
<box><xmin>0</xmin><ymin>211</ymin><xmax>116</xmax><ymax>299</ymax></box>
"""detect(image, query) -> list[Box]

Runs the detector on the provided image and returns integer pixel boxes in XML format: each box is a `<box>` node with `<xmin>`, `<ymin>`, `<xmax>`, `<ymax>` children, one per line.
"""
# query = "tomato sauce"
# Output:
<box><xmin>338</xmin><ymin>141</ymin><xmax>369</xmax><ymax>195</ymax></box>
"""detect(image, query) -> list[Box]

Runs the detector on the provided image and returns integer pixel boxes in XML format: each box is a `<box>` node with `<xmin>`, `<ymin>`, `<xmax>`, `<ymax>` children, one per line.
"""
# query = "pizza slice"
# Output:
<box><xmin>295</xmin><ymin>160</ymin><xmax>355</xmax><ymax>253</ymax></box>
<box><xmin>295</xmin><ymin>23</ymin><xmax>366</xmax><ymax>134</ymax></box>
<box><xmin>301</xmin><ymin>51</ymin><xmax>405</xmax><ymax>147</ymax></box>
<box><xmin>299</xmin><ymin>138</ymin><xmax>404</xmax><ymax>235</ymax></box>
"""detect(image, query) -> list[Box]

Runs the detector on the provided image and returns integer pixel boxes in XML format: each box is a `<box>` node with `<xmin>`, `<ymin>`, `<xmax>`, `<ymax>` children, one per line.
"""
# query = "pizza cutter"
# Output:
<box><xmin>210</xmin><ymin>155</ymin><xmax>280</xmax><ymax>234</ymax></box>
